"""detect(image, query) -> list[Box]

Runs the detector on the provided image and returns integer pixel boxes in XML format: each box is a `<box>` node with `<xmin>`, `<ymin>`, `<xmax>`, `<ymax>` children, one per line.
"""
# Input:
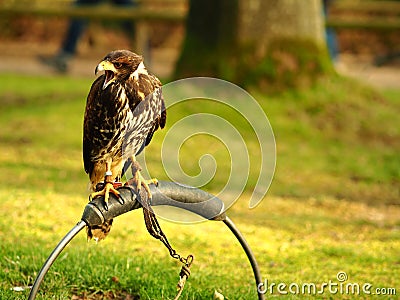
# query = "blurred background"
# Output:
<box><xmin>1</xmin><ymin>0</ymin><xmax>398</xmax><ymax>204</ymax></box>
<box><xmin>0</xmin><ymin>0</ymin><xmax>399</xmax><ymax>83</ymax></box>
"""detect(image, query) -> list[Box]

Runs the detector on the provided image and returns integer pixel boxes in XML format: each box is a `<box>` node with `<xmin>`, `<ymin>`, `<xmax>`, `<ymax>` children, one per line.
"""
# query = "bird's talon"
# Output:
<box><xmin>90</xmin><ymin>182</ymin><xmax>120</xmax><ymax>210</ymax></box>
<box><xmin>116</xmin><ymin>195</ymin><xmax>124</xmax><ymax>205</ymax></box>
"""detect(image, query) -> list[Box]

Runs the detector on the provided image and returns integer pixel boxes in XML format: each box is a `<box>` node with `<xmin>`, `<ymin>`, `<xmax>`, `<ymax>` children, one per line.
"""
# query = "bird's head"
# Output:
<box><xmin>95</xmin><ymin>50</ymin><xmax>145</xmax><ymax>90</ymax></box>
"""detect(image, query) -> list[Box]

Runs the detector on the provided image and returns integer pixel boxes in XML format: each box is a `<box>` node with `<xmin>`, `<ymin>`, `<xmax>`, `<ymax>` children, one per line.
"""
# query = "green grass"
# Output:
<box><xmin>0</xmin><ymin>73</ymin><xmax>399</xmax><ymax>299</ymax></box>
<box><xmin>261</xmin><ymin>77</ymin><xmax>400</xmax><ymax>204</ymax></box>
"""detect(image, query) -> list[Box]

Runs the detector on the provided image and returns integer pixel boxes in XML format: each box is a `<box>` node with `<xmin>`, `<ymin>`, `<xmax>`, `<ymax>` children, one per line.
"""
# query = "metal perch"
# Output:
<box><xmin>28</xmin><ymin>181</ymin><xmax>265</xmax><ymax>300</ymax></box>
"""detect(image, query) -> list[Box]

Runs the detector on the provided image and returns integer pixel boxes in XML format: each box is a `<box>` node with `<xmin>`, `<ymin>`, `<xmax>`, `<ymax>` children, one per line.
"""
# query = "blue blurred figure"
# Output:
<box><xmin>323</xmin><ymin>0</ymin><xmax>339</xmax><ymax>61</ymax></box>
<box><xmin>40</xmin><ymin>0</ymin><xmax>137</xmax><ymax>73</ymax></box>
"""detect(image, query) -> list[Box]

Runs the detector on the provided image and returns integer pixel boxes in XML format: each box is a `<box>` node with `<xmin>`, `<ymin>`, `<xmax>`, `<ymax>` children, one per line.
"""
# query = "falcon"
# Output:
<box><xmin>83</xmin><ymin>50</ymin><xmax>166</xmax><ymax>241</ymax></box>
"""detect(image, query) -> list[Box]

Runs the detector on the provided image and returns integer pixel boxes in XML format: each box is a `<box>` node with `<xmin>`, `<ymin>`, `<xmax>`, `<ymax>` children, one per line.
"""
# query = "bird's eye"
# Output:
<box><xmin>114</xmin><ymin>62</ymin><xmax>123</xmax><ymax>69</ymax></box>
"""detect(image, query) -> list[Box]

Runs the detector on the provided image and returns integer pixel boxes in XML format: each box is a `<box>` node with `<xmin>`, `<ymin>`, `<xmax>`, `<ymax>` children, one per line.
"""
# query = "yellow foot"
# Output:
<box><xmin>90</xmin><ymin>182</ymin><xmax>121</xmax><ymax>209</ymax></box>
<box><xmin>141</xmin><ymin>177</ymin><xmax>158</xmax><ymax>199</ymax></box>
<box><xmin>126</xmin><ymin>172</ymin><xmax>158</xmax><ymax>199</ymax></box>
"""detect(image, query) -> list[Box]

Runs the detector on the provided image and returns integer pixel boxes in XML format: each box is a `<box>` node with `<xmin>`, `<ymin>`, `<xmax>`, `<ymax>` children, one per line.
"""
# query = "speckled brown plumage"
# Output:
<box><xmin>83</xmin><ymin>50</ymin><xmax>166</xmax><ymax>241</ymax></box>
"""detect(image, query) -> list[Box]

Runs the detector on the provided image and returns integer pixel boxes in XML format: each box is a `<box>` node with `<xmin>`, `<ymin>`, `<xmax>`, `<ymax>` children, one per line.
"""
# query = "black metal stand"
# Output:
<box><xmin>28</xmin><ymin>181</ymin><xmax>265</xmax><ymax>300</ymax></box>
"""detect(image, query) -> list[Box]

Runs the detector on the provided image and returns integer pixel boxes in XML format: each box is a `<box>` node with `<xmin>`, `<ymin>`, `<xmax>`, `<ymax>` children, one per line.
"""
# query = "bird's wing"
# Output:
<box><xmin>143</xmin><ymin>87</ymin><xmax>166</xmax><ymax>148</ymax></box>
<box><xmin>120</xmin><ymin>87</ymin><xmax>165</xmax><ymax>178</ymax></box>
<box><xmin>124</xmin><ymin>73</ymin><xmax>167</xmax><ymax>154</ymax></box>
<box><xmin>143</xmin><ymin>74</ymin><xmax>166</xmax><ymax>146</ymax></box>
<box><xmin>83</xmin><ymin>75</ymin><xmax>104</xmax><ymax>175</ymax></box>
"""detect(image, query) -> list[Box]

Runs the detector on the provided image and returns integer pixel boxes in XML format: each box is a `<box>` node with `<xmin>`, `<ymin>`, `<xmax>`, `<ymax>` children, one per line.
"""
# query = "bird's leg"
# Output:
<box><xmin>125</xmin><ymin>157</ymin><xmax>158</xmax><ymax>199</ymax></box>
<box><xmin>125</xmin><ymin>159</ymin><xmax>183</xmax><ymax>263</ymax></box>
<box><xmin>90</xmin><ymin>162</ymin><xmax>122</xmax><ymax>209</ymax></box>
<box><xmin>125</xmin><ymin>157</ymin><xmax>159</xmax><ymax>237</ymax></box>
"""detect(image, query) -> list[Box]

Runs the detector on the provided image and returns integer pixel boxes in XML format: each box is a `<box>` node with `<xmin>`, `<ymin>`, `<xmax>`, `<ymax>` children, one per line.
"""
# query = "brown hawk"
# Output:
<box><xmin>83</xmin><ymin>50</ymin><xmax>166</xmax><ymax>241</ymax></box>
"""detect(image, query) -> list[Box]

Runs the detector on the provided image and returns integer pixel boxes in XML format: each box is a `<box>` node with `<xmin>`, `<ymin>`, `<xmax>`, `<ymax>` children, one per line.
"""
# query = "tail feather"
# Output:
<box><xmin>86</xmin><ymin>219</ymin><xmax>113</xmax><ymax>242</ymax></box>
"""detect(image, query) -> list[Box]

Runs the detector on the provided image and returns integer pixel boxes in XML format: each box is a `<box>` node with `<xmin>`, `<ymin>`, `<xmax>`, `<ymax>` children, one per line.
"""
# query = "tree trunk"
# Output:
<box><xmin>174</xmin><ymin>0</ymin><xmax>333</xmax><ymax>91</ymax></box>
<box><xmin>239</xmin><ymin>0</ymin><xmax>325</xmax><ymax>48</ymax></box>
<box><xmin>174</xmin><ymin>0</ymin><xmax>238</xmax><ymax>78</ymax></box>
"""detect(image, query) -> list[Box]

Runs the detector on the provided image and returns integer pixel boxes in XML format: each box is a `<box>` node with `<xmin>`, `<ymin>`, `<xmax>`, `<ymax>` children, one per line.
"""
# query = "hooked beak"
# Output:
<box><xmin>95</xmin><ymin>60</ymin><xmax>117</xmax><ymax>90</ymax></box>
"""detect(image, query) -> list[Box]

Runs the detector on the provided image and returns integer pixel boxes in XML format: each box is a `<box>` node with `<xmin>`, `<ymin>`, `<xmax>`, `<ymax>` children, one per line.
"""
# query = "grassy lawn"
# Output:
<box><xmin>0</xmin><ymin>73</ymin><xmax>399</xmax><ymax>299</ymax></box>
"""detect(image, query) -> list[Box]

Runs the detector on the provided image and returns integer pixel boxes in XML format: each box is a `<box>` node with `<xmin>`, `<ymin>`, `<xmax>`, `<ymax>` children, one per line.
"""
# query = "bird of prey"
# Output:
<box><xmin>83</xmin><ymin>50</ymin><xmax>166</xmax><ymax>241</ymax></box>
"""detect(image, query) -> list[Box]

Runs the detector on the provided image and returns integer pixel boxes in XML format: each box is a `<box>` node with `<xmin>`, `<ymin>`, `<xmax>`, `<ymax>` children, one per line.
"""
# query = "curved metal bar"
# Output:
<box><xmin>223</xmin><ymin>217</ymin><xmax>265</xmax><ymax>300</ymax></box>
<box><xmin>28</xmin><ymin>182</ymin><xmax>262</xmax><ymax>299</ymax></box>
<box><xmin>151</xmin><ymin>181</ymin><xmax>226</xmax><ymax>220</ymax></box>
<box><xmin>28</xmin><ymin>220</ymin><xmax>86</xmax><ymax>300</ymax></box>
<box><xmin>81</xmin><ymin>181</ymin><xmax>226</xmax><ymax>226</ymax></box>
